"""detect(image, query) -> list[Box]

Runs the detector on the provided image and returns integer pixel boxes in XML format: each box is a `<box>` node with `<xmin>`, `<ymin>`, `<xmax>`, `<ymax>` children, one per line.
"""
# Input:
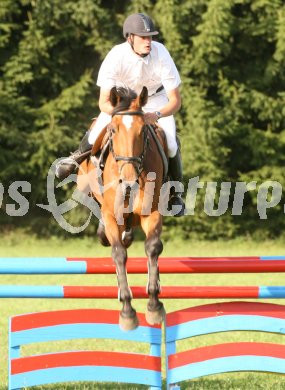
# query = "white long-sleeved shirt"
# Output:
<box><xmin>97</xmin><ymin>41</ymin><xmax>181</xmax><ymax>96</ymax></box>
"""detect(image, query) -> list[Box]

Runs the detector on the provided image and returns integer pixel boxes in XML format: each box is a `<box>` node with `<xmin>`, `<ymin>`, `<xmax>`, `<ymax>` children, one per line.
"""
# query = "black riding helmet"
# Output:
<box><xmin>123</xmin><ymin>13</ymin><xmax>159</xmax><ymax>38</ymax></box>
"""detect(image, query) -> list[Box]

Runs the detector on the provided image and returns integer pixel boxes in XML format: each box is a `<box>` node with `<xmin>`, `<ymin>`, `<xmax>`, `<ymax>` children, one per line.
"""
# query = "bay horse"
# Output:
<box><xmin>80</xmin><ymin>86</ymin><xmax>167</xmax><ymax>331</ymax></box>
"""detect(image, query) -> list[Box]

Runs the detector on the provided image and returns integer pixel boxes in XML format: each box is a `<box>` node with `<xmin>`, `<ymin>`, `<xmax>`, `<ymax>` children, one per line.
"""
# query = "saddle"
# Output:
<box><xmin>147</xmin><ymin>124</ymin><xmax>168</xmax><ymax>181</ymax></box>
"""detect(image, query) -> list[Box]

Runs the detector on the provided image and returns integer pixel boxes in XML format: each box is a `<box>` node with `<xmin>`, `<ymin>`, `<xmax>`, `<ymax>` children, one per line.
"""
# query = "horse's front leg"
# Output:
<box><xmin>103</xmin><ymin>211</ymin><xmax>139</xmax><ymax>331</ymax></box>
<box><xmin>141</xmin><ymin>211</ymin><xmax>165</xmax><ymax>325</ymax></box>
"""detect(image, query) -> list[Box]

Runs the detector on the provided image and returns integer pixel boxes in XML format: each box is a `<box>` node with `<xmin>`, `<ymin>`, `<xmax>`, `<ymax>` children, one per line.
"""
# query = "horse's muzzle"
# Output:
<box><xmin>119</xmin><ymin>179</ymin><xmax>139</xmax><ymax>197</ymax></box>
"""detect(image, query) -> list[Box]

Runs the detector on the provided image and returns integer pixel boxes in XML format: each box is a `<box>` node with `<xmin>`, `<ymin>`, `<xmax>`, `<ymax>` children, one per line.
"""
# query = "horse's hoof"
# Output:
<box><xmin>119</xmin><ymin>313</ymin><xmax>139</xmax><ymax>331</ymax></box>
<box><xmin>122</xmin><ymin>229</ymin><xmax>134</xmax><ymax>248</ymax></box>
<box><xmin>145</xmin><ymin>305</ymin><xmax>166</xmax><ymax>325</ymax></box>
<box><xmin>97</xmin><ymin>222</ymin><xmax>110</xmax><ymax>247</ymax></box>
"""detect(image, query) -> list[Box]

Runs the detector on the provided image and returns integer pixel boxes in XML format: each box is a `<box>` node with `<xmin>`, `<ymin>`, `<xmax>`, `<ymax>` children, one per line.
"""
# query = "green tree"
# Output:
<box><xmin>1</xmin><ymin>0</ymin><xmax>285</xmax><ymax>239</ymax></box>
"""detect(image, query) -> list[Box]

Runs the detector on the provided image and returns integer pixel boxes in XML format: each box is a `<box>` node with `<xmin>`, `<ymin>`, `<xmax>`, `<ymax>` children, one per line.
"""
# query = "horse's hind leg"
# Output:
<box><xmin>141</xmin><ymin>212</ymin><xmax>165</xmax><ymax>325</ymax></box>
<box><xmin>103</xmin><ymin>212</ymin><xmax>138</xmax><ymax>331</ymax></box>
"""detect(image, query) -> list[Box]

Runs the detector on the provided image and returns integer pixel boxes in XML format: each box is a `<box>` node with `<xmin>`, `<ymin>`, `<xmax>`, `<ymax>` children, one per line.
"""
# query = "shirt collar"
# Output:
<box><xmin>125</xmin><ymin>41</ymin><xmax>150</xmax><ymax>64</ymax></box>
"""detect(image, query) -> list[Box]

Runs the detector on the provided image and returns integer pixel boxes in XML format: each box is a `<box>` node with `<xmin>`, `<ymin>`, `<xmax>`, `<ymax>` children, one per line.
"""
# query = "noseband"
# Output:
<box><xmin>108</xmin><ymin>110</ymin><xmax>149</xmax><ymax>177</ymax></box>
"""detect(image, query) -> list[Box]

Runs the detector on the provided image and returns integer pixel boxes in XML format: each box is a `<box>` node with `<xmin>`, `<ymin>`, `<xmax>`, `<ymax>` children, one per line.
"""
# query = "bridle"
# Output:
<box><xmin>108</xmin><ymin>110</ymin><xmax>149</xmax><ymax>178</ymax></box>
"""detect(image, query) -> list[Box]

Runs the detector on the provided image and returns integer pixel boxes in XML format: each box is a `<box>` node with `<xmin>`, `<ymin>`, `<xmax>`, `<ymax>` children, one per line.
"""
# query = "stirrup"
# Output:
<box><xmin>55</xmin><ymin>158</ymin><xmax>77</xmax><ymax>180</ymax></box>
<box><xmin>55</xmin><ymin>149</ymin><xmax>91</xmax><ymax>180</ymax></box>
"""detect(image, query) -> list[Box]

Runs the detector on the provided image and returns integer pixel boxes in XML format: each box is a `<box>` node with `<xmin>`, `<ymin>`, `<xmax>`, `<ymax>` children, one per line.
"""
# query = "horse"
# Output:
<box><xmin>78</xmin><ymin>86</ymin><xmax>167</xmax><ymax>330</ymax></box>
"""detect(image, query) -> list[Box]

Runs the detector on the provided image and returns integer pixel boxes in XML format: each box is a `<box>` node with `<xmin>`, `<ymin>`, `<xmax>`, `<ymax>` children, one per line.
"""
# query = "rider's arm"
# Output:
<box><xmin>144</xmin><ymin>87</ymin><xmax>181</xmax><ymax>124</ymax></box>
<box><xmin>98</xmin><ymin>88</ymin><xmax>114</xmax><ymax>115</ymax></box>
<box><xmin>160</xmin><ymin>87</ymin><xmax>181</xmax><ymax>117</ymax></box>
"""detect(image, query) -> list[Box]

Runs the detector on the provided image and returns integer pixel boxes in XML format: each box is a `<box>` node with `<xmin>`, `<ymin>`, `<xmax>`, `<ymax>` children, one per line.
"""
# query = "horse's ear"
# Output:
<box><xmin>139</xmin><ymin>86</ymin><xmax>148</xmax><ymax>107</ymax></box>
<box><xmin>110</xmin><ymin>86</ymin><xmax>118</xmax><ymax>107</ymax></box>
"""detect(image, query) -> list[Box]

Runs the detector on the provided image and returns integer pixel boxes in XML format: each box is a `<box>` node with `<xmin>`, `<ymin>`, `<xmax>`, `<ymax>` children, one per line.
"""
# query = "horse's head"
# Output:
<box><xmin>109</xmin><ymin>86</ymin><xmax>148</xmax><ymax>189</ymax></box>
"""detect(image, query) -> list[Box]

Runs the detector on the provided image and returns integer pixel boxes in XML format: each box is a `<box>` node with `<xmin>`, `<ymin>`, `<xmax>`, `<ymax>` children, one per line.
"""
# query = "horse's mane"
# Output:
<box><xmin>112</xmin><ymin>87</ymin><xmax>138</xmax><ymax>115</ymax></box>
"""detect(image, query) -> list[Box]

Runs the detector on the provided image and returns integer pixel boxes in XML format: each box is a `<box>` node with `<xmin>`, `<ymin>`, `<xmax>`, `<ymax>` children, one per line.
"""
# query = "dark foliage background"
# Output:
<box><xmin>1</xmin><ymin>0</ymin><xmax>285</xmax><ymax>239</ymax></box>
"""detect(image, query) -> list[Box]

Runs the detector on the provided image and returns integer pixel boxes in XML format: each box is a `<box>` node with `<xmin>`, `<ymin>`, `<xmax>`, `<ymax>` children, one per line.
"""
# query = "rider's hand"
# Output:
<box><xmin>144</xmin><ymin>112</ymin><xmax>160</xmax><ymax>125</ymax></box>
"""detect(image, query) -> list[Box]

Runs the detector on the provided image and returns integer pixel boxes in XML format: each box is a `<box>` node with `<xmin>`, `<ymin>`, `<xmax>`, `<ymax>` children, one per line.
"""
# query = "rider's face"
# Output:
<box><xmin>130</xmin><ymin>35</ymin><xmax>152</xmax><ymax>56</ymax></box>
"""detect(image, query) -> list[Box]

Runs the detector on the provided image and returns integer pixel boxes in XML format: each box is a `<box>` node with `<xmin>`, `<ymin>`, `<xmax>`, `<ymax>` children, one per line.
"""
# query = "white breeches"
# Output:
<box><xmin>88</xmin><ymin>93</ymin><xmax>178</xmax><ymax>158</ymax></box>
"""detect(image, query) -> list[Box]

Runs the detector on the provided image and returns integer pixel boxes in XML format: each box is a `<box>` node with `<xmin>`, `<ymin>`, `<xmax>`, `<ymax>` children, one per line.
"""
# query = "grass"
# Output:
<box><xmin>1</xmin><ymin>232</ymin><xmax>285</xmax><ymax>389</ymax></box>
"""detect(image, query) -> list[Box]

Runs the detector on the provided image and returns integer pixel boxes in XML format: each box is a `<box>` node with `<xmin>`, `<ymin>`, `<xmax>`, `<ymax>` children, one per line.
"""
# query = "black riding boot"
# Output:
<box><xmin>55</xmin><ymin>130</ymin><xmax>92</xmax><ymax>180</ymax></box>
<box><xmin>168</xmin><ymin>148</ymin><xmax>185</xmax><ymax>217</ymax></box>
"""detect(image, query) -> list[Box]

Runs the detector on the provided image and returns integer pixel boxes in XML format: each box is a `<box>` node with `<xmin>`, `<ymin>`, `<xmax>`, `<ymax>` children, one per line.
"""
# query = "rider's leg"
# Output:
<box><xmin>55</xmin><ymin>130</ymin><xmax>92</xmax><ymax>180</ymax></box>
<box><xmin>88</xmin><ymin>112</ymin><xmax>111</xmax><ymax>144</ymax></box>
<box><xmin>55</xmin><ymin>112</ymin><xmax>111</xmax><ymax>180</ymax></box>
<box><xmin>158</xmin><ymin>115</ymin><xmax>185</xmax><ymax>217</ymax></box>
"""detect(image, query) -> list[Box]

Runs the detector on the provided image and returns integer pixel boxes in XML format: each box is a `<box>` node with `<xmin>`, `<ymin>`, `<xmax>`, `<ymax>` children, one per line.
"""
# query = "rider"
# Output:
<box><xmin>56</xmin><ymin>13</ymin><xmax>185</xmax><ymax>217</ymax></box>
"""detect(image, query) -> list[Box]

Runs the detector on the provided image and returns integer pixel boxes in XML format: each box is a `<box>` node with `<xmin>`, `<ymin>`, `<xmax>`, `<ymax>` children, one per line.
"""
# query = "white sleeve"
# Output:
<box><xmin>96</xmin><ymin>47</ymin><xmax>119</xmax><ymax>90</ymax></box>
<box><xmin>159</xmin><ymin>45</ymin><xmax>181</xmax><ymax>92</ymax></box>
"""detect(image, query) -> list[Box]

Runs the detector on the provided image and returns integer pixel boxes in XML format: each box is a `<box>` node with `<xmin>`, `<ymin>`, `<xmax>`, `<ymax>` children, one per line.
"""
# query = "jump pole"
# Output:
<box><xmin>1</xmin><ymin>256</ymin><xmax>285</xmax><ymax>274</ymax></box>
<box><xmin>0</xmin><ymin>286</ymin><xmax>285</xmax><ymax>299</ymax></box>
<box><xmin>1</xmin><ymin>256</ymin><xmax>285</xmax><ymax>299</ymax></box>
